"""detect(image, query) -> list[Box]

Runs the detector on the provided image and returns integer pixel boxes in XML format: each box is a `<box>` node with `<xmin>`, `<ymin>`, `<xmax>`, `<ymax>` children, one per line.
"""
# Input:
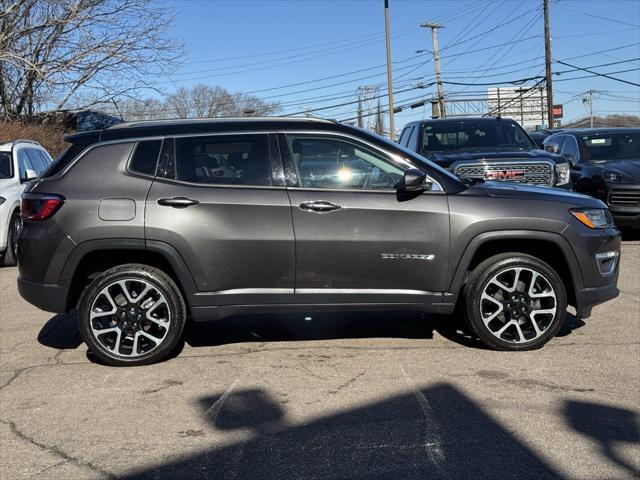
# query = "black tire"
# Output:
<box><xmin>78</xmin><ymin>263</ymin><xmax>186</xmax><ymax>366</ymax></box>
<box><xmin>463</xmin><ymin>253</ymin><xmax>567</xmax><ymax>351</ymax></box>
<box><xmin>2</xmin><ymin>212</ymin><xmax>21</xmax><ymax>267</ymax></box>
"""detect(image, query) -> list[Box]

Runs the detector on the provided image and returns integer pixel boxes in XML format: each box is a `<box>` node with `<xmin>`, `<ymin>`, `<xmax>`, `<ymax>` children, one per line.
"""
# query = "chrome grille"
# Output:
<box><xmin>609</xmin><ymin>189</ymin><xmax>640</xmax><ymax>206</ymax></box>
<box><xmin>454</xmin><ymin>162</ymin><xmax>554</xmax><ymax>186</ymax></box>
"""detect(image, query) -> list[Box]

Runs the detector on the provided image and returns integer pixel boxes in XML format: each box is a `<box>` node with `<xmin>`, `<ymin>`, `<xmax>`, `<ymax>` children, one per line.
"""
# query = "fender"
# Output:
<box><xmin>447</xmin><ymin>230</ymin><xmax>583</xmax><ymax>302</ymax></box>
<box><xmin>59</xmin><ymin>238</ymin><xmax>199</xmax><ymax>305</ymax></box>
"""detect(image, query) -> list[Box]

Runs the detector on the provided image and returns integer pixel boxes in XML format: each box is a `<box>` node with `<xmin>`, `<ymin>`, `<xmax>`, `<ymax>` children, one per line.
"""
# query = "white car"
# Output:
<box><xmin>0</xmin><ymin>139</ymin><xmax>53</xmax><ymax>266</ymax></box>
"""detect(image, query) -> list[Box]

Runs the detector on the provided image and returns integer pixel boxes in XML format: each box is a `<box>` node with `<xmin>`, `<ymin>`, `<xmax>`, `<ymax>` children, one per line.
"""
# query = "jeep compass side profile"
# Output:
<box><xmin>17</xmin><ymin>118</ymin><xmax>620</xmax><ymax>366</ymax></box>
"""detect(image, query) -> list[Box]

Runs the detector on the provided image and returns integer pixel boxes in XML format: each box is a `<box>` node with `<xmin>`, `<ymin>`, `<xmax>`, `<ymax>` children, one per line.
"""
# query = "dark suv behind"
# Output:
<box><xmin>18</xmin><ymin>118</ymin><xmax>620</xmax><ymax>366</ymax></box>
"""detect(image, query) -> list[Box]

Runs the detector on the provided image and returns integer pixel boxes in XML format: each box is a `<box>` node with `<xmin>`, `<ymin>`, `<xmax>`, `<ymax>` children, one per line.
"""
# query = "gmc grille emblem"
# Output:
<box><xmin>484</xmin><ymin>169</ymin><xmax>526</xmax><ymax>181</ymax></box>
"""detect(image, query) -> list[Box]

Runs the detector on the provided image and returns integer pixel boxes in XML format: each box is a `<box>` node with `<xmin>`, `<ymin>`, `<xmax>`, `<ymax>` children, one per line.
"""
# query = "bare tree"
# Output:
<box><xmin>0</xmin><ymin>0</ymin><xmax>183</xmax><ymax>119</ymax></box>
<box><xmin>163</xmin><ymin>84</ymin><xmax>280</xmax><ymax>119</ymax></box>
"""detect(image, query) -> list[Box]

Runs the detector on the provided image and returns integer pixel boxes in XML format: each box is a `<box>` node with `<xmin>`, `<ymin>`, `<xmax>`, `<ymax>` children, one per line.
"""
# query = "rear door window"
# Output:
<box><xmin>173</xmin><ymin>134</ymin><xmax>271</xmax><ymax>186</ymax></box>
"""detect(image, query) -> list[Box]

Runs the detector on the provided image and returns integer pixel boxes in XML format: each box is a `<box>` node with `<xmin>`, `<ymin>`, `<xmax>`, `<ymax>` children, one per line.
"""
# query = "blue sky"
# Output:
<box><xmin>159</xmin><ymin>0</ymin><xmax>640</xmax><ymax>130</ymax></box>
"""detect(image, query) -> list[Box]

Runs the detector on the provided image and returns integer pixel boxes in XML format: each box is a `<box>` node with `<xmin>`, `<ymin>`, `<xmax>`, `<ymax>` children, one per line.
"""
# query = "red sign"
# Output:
<box><xmin>552</xmin><ymin>104</ymin><xmax>563</xmax><ymax>119</ymax></box>
<box><xmin>484</xmin><ymin>169</ymin><xmax>526</xmax><ymax>181</ymax></box>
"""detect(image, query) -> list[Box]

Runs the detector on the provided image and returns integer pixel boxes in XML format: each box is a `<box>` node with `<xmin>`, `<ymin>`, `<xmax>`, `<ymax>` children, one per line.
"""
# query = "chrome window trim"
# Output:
<box><xmin>48</xmin><ymin>136</ymin><xmax>164</xmax><ymax>179</ymax></box>
<box><xmin>278</xmin><ymin>129</ymin><xmax>444</xmax><ymax>193</ymax></box>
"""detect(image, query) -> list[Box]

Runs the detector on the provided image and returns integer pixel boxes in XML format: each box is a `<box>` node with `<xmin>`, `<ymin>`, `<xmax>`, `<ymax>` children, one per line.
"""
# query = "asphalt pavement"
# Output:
<box><xmin>1</xmin><ymin>239</ymin><xmax>638</xmax><ymax>479</ymax></box>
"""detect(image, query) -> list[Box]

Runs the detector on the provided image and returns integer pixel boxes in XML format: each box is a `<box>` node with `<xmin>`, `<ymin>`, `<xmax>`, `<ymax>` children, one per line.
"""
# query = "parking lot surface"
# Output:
<box><xmin>1</xmin><ymin>239</ymin><xmax>638</xmax><ymax>480</ymax></box>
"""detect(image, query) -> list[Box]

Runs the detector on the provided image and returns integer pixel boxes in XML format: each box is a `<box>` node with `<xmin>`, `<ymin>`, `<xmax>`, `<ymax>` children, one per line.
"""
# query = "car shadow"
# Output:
<box><xmin>184</xmin><ymin>310</ymin><xmax>485</xmax><ymax>350</ymax></box>
<box><xmin>564</xmin><ymin>400</ymin><xmax>640</xmax><ymax>477</ymax></box>
<box><xmin>621</xmin><ymin>228</ymin><xmax>640</xmax><ymax>242</ymax></box>
<box><xmin>37</xmin><ymin>311</ymin><xmax>83</xmax><ymax>349</ymax></box>
<box><xmin>120</xmin><ymin>382</ymin><xmax>567</xmax><ymax>479</ymax></box>
<box><xmin>184</xmin><ymin>309</ymin><xmax>585</xmax><ymax>351</ymax></box>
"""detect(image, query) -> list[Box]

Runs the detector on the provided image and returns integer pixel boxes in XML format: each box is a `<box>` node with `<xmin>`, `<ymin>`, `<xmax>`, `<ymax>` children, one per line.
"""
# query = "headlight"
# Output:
<box><xmin>603</xmin><ymin>171</ymin><xmax>622</xmax><ymax>183</ymax></box>
<box><xmin>555</xmin><ymin>162</ymin><xmax>570</xmax><ymax>185</ymax></box>
<box><xmin>0</xmin><ymin>196</ymin><xmax>5</xmax><ymax>206</ymax></box>
<box><xmin>571</xmin><ymin>209</ymin><xmax>614</xmax><ymax>229</ymax></box>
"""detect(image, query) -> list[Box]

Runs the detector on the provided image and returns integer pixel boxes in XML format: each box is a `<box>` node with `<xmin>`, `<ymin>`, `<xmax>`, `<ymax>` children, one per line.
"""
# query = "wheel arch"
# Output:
<box><xmin>61</xmin><ymin>239</ymin><xmax>197</xmax><ymax>312</ymax></box>
<box><xmin>448</xmin><ymin>231</ymin><xmax>582</xmax><ymax>308</ymax></box>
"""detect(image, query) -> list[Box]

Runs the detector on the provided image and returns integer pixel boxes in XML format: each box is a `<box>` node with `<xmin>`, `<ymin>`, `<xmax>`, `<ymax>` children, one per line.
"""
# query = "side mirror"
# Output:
<box><xmin>397</xmin><ymin>168</ymin><xmax>427</xmax><ymax>192</ymax></box>
<box><xmin>563</xmin><ymin>154</ymin><xmax>575</xmax><ymax>167</ymax></box>
<box><xmin>21</xmin><ymin>169</ymin><xmax>37</xmax><ymax>182</ymax></box>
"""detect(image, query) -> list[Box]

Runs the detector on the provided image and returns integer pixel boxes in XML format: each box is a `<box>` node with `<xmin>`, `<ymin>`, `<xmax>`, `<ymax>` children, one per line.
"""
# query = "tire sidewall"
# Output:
<box><xmin>78</xmin><ymin>265</ymin><xmax>186</xmax><ymax>366</ymax></box>
<box><xmin>465</xmin><ymin>255</ymin><xmax>567</xmax><ymax>351</ymax></box>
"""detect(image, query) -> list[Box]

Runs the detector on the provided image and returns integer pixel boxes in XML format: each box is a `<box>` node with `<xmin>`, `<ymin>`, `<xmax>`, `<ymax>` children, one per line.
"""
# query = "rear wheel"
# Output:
<box><xmin>78</xmin><ymin>264</ymin><xmax>186</xmax><ymax>366</ymax></box>
<box><xmin>2</xmin><ymin>212</ymin><xmax>21</xmax><ymax>267</ymax></box>
<box><xmin>463</xmin><ymin>253</ymin><xmax>567</xmax><ymax>351</ymax></box>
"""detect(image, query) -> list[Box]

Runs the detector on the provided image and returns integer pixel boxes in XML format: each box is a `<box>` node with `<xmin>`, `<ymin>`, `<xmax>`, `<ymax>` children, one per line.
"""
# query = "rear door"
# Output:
<box><xmin>280</xmin><ymin>131</ymin><xmax>450</xmax><ymax>305</ymax></box>
<box><xmin>145</xmin><ymin>132</ymin><xmax>295</xmax><ymax>306</ymax></box>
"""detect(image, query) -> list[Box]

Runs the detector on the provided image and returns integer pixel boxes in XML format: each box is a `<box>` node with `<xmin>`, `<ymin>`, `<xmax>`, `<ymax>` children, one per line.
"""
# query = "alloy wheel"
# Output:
<box><xmin>479</xmin><ymin>267</ymin><xmax>557</xmax><ymax>344</ymax></box>
<box><xmin>89</xmin><ymin>278</ymin><xmax>171</xmax><ymax>357</ymax></box>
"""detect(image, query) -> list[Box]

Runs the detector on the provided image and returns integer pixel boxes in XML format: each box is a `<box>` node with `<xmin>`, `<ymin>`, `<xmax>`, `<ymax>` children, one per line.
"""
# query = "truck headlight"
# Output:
<box><xmin>555</xmin><ymin>162</ymin><xmax>570</xmax><ymax>185</ymax></box>
<box><xmin>571</xmin><ymin>209</ymin><xmax>614</xmax><ymax>229</ymax></box>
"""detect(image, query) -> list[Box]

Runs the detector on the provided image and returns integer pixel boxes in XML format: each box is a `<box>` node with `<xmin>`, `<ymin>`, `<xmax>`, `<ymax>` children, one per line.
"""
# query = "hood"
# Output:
<box><xmin>595</xmin><ymin>158</ymin><xmax>640</xmax><ymax>183</ymax></box>
<box><xmin>427</xmin><ymin>149</ymin><xmax>563</xmax><ymax>168</ymax></box>
<box><xmin>0</xmin><ymin>178</ymin><xmax>15</xmax><ymax>192</ymax></box>
<box><xmin>477</xmin><ymin>181</ymin><xmax>605</xmax><ymax>208</ymax></box>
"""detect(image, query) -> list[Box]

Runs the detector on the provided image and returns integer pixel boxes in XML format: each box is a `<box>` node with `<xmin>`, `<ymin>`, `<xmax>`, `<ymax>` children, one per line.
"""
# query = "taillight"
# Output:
<box><xmin>21</xmin><ymin>193</ymin><xmax>65</xmax><ymax>221</ymax></box>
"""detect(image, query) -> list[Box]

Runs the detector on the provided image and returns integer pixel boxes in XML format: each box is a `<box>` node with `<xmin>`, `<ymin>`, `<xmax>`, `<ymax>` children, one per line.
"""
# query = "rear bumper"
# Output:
<box><xmin>17</xmin><ymin>277</ymin><xmax>69</xmax><ymax>313</ymax></box>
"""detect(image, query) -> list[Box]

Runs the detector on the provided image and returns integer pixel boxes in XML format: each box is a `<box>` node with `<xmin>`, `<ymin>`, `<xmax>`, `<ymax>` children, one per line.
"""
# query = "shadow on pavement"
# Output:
<box><xmin>185</xmin><ymin>309</ymin><xmax>585</xmax><ymax>350</ymax></box>
<box><xmin>564</xmin><ymin>400</ymin><xmax>640</xmax><ymax>477</ymax></box>
<box><xmin>120</xmin><ymin>383</ymin><xmax>566</xmax><ymax>480</ymax></box>
<box><xmin>184</xmin><ymin>310</ymin><xmax>483</xmax><ymax>349</ymax></box>
<box><xmin>37</xmin><ymin>311</ymin><xmax>82</xmax><ymax>349</ymax></box>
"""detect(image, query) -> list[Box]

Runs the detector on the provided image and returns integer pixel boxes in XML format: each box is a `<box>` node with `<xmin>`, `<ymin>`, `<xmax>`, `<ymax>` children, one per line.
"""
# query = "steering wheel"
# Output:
<box><xmin>362</xmin><ymin>168</ymin><xmax>396</xmax><ymax>190</ymax></box>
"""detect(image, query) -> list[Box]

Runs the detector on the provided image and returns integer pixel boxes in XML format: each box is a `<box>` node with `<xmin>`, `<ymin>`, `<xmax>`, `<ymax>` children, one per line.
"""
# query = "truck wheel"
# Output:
<box><xmin>2</xmin><ymin>212</ymin><xmax>21</xmax><ymax>267</ymax></box>
<box><xmin>463</xmin><ymin>253</ymin><xmax>567</xmax><ymax>351</ymax></box>
<box><xmin>78</xmin><ymin>264</ymin><xmax>186</xmax><ymax>366</ymax></box>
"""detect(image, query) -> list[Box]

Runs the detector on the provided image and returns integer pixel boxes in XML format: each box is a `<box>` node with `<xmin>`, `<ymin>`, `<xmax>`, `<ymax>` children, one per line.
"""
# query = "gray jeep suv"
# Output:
<box><xmin>17</xmin><ymin>118</ymin><xmax>621</xmax><ymax>366</ymax></box>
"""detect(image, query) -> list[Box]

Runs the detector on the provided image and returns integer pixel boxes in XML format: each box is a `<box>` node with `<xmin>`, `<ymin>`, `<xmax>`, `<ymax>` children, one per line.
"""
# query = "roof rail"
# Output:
<box><xmin>2</xmin><ymin>138</ymin><xmax>41</xmax><ymax>147</ymax></box>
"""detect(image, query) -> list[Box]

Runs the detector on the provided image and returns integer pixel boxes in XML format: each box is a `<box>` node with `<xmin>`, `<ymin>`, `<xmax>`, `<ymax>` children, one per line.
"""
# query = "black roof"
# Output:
<box><xmin>64</xmin><ymin>117</ymin><xmax>340</xmax><ymax>145</ymax></box>
<box><xmin>560</xmin><ymin>127</ymin><xmax>640</xmax><ymax>136</ymax></box>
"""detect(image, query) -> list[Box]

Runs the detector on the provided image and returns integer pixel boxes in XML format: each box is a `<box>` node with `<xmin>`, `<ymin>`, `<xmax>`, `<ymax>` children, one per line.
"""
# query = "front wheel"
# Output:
<box><xmin>463</xmin><ymin>253</ymin><xmax>567</xmax><ymax>351</ymax></box>
<box><xmin>2</xmin><ymin>212</ymin><xmax>21</xmax><ymax>267</ymax></box>
<box><xmin>78</xmin><ymin>264</ymin><xmax>186</xmax><ymax>366</ymax></box>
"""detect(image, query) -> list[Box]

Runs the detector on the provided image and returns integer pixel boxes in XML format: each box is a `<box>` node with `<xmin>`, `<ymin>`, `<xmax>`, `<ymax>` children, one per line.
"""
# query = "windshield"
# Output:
<box><xmin>351</xmin><ymin>126</ymin><xmax>464</xmax><ymax>184</ymax></box>
<box><xmin>421</xmin><ymin>119</ymin><xmax>536</xmax><ymax>156</ymax></box>
<box><xmin>0</xmin><ymin>152</ymin><xmax>12</xmax><ymax>179</ymax></box>
<box><xmin>581</xmin><ymin>132</ymin><xmax>640</xmax><ymax>161</ymax></box>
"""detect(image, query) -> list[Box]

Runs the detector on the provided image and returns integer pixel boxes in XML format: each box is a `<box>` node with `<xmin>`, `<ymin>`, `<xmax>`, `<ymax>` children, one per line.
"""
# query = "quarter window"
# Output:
<box><xmin>286</xmin><ymin>135</ymin><xmax>404</xmax><ymax>190</ymax></box>
<box><xmin>130</xmin><ymin>140</ymin><xmax>161</xmax><ymax>176</ymax></box>
<box><xmin>173</xmin><ymin>135</ymin><xmax>271</xmax><ymax>186</ymax></box>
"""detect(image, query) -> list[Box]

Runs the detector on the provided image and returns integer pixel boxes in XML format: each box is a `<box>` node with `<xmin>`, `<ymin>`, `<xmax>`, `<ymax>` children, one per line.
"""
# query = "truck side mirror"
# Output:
<box><xmin>21</xmin><ymin>169</ymin><xmax>37</xmax><ymax>182</ymax></box>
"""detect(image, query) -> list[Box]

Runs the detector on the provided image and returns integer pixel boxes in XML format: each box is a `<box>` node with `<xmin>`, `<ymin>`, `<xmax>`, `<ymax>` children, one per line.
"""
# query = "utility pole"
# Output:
<box><xmin>384</xmin><ymin>0</ymin><xmax>395</xmax><ymax>140</ymax></box>
<box><xmin>582</xmin><ymin>90</ymin><xmax>599</xmax><ymax>127</ymax></box>
<box><xmin>420</xmin><ymin>22</ymin><xmax>445</xmax><ymax>118</ymax></box>
<box><xmin>543</xmin><ymin>0</ymin><xmax>554</xmax><ymax>128</ymax></box>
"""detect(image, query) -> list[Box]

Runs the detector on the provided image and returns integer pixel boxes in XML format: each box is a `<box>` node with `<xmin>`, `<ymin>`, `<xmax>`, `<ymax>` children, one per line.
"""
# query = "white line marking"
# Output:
<box><xmin>400</xmin><ymin>365</ymin><xmax>448</xmax><ymax>477</ymax></box>
<box><xmin>205</xmin><ymin>378</ymin><xmax>240</xmax><ymax>424</ymax></box>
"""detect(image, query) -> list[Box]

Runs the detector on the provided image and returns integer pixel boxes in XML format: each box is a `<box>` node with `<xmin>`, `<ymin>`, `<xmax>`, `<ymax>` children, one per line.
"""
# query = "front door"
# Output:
<box><xmin>145</xmin><ymin>133</ymin><xmax>295</xmax><ymax>306</ymax></box>
<box><xmin>280</xmin><ymin>133</ymin><xmax>450</xmax><ymax>305</ymax></box>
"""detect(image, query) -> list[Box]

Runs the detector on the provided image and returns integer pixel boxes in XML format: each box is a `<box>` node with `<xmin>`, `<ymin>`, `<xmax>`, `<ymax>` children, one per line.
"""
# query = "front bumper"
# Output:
<box><xmin>574</xmin><ymin>282</ymin><xmax>619</xmax><ymax>318</ymax></box>
<box><xmin>17</xmin><ymin>277</ymin><xmax>69</xmax><ymax>313</ymax></box>
<box><xmin>608</xmin><ymin>185</ymin><xmax>640</xmax><ymax>228</ymax></box>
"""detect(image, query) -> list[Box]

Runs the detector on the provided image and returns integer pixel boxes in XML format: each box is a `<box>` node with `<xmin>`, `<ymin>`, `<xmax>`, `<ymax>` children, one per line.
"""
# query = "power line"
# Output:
<box><xmin>555</xmin><ymin>60</ymin><xmax>640</xmax><ymax>87</ymax></box>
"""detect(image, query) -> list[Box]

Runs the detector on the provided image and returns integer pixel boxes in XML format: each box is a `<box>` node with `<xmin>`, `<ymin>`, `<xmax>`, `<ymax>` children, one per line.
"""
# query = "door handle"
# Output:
<box><xmin>157</xmin><ymin>197</ymin><xmax>200</xmax><ymax>208</ymax></box>
<box><xmin>299</xmin><ymin>200</ymin><xmax>342</xmax><ymax>213</ymax></box>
